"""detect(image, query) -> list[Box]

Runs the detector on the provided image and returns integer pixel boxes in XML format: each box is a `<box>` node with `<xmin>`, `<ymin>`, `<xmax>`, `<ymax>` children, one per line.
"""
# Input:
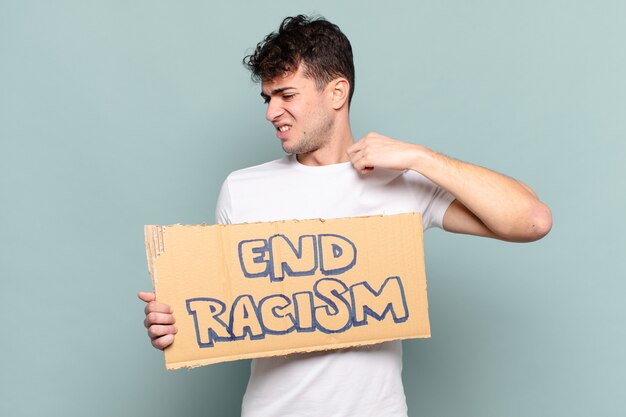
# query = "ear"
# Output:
<box><xmin>329</xmin><ymin>78</ymin><xmax>350</xmax><ymax>110</ymax></box>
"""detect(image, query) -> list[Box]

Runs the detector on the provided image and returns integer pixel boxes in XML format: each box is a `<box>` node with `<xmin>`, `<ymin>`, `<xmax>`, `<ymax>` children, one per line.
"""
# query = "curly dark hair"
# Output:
<box><xmin>243</xmin><ymin>15</ymin><xmax>355</xmax><ymax>105</ymax></box>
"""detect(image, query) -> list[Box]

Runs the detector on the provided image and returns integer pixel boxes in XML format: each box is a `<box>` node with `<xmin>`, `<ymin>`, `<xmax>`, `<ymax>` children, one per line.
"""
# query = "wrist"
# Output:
<box><xmin>408</xmin><ymin>144</ymin><xmax>433</xmax><ymax>172</ymax></box>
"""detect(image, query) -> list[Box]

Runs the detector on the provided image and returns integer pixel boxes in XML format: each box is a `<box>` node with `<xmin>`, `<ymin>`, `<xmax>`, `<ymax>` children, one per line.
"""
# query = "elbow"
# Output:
<box><xmin>523</xmin><ymin>202</ymin><xmax>553</xmax><ymax>242</ymax></box>
<box><xmin>497</xmin><ymin>201</ymin><xmax>552</xmax><ymax>242</ymax></box>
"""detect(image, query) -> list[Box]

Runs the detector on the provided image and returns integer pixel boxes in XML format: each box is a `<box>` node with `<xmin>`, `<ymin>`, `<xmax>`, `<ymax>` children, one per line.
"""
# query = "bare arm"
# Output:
<box><xmin>347</xmin><ymin>133</ymin><xmax>552</xmax><ymax>242</ymax></box>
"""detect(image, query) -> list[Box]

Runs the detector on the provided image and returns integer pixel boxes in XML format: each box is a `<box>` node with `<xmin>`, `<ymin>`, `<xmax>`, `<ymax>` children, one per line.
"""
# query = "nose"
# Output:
<box><xmin>265</xmin><ymin>98</ymin><xmax>284</xmax><ymax>122</ymax></box>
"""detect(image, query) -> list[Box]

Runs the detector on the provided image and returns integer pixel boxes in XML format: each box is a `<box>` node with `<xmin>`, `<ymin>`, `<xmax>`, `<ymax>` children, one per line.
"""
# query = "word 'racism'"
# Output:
<box><xmin>186</xmin><ymin>233</ymin><xmax>409</xmax><ymax>348</ymax></box>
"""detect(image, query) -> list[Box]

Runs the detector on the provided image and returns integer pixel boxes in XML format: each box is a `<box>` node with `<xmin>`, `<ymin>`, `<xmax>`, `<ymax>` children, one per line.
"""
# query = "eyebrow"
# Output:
<box><xmin>260</xmin><ymin>86</ymin><xmax>296</xmax><ymax>98</ymax></box>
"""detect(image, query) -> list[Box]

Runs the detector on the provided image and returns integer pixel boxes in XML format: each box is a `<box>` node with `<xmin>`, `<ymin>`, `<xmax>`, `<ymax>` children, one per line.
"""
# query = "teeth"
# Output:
<box><xmin>278</xmin><ymin>125</ymin><xmax>290</xmax><ymax>132</ymax></box>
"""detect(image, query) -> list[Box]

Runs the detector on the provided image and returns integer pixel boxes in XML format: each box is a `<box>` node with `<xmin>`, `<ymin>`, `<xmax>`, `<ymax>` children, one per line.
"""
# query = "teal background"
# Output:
<box><xmin>1</xmin><ymin>1</ymin><xmax>625</xmax><ymax>416</ymax></box>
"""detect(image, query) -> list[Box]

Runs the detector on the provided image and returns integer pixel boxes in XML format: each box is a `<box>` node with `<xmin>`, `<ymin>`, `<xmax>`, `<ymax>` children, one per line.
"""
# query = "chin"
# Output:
<box><xmin>281</xmin><ymin>143</ymin><xmax>294</xmax><ymax>154</ymax></box>
<box><xmin>280</xmin><ymin>141</ymin><xmax>300</xmax><ymax>154</ymax></box>
<box><xmin>281</xmin><ymin>138</ymin><xmax>318</xmax><ymax>155</ymax></box>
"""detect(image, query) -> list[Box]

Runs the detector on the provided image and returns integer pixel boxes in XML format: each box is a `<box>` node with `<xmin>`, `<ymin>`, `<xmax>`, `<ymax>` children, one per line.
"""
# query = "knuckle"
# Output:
<box><xmin>148</xmin><ymin>326</ymin><xmax>159</xmax><ymax>338</ymax></box>
<box><xmin>152</xmin><ymin>338</ymin><xmax>163</xmax><ymax>350</ymax></box>
<box><xmin>156</xmin><ymin>335</ymin><xmax>173</xmax><ymax>350</ymax></box>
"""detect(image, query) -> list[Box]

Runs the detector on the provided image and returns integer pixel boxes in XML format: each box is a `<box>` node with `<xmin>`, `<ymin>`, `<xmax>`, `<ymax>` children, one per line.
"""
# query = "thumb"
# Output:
<box><xmin>137</xmin><ymin>291</ymin><xmax>155</xmax><ymax>303</ymax></box>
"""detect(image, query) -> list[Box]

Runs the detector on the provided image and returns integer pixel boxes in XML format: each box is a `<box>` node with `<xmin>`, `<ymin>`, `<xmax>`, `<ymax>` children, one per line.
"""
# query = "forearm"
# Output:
<box><xmin>410</xmin><ymin>145</ymin><xmax>552</xmax><ymax>241</ymax></box>
<box><xmin>347</xmin><ymin>132</ymin><xmax>552</xmax><ymax>241</ymax></box>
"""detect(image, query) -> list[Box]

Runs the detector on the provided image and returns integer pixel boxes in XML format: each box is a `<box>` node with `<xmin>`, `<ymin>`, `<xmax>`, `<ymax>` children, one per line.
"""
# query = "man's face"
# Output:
<box><xmin>261</xmin><ymin>66</ymin><xmax>335</xmax><ymax>155</ymax></box>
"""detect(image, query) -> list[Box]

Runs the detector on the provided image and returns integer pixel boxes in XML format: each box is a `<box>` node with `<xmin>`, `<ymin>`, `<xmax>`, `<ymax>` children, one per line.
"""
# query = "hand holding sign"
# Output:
<box><xmin>138</xmin><ymin>291</ymin><xmax>177</xmax><ymax>350</ymax></box>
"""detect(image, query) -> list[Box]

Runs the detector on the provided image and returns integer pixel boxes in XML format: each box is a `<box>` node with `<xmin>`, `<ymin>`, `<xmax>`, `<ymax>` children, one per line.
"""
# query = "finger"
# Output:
<box><xmin>137</xmin><ymin>291</ymin><xmax>155</xmax><ymax>303</ymax></box>
<box><xmin>144</xmin><ymin>312</ymin><xmax>176</xmax><ymax>328</ymax></box>
<box><xmin>350</xmin><ymin>152</ymin><xmax>369</xmax><ymax>170</ymax></box>
<box><xmin>151</xmin><ymin>334</ymin><xmax>175</xmax><ymax>350</ymax></box>
<box><xmin>351</xmin><ymin>155</ymin><xmax>374</xmax><ymax>174</ymax></box>
<box><xmin>144</xmin><ymin>301</ymin><xmax>173</xmax><ymax>315</ymax></box>
<box><xmin>347</xmin><ymin>149</ymin><xmax>361</xmax><ymax>165</ymax></box>
<box><xmin>347</xmin><ymin>140</ymin><xmax>365</xmax><ymax>156</ymax></box>
<box><xmin>347</xmin><ymin>145</ymin><xmax>366</xmax><ymax>164</ymax></box>
<box><xmin>358</xmin><ymin>132</ymin><xmax>380</xmax><ymax>145</ymax></box>
<box><xmin>148</xmin><ymin>324</ymin><xmax>178</xmax><ymax>340</ymax></box>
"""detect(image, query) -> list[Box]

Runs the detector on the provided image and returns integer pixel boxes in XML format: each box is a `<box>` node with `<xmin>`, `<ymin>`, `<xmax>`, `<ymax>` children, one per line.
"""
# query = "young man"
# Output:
<box><xmin>139</xmin><ymin>15</ymin><xmax>551</xmax><ymax>417</ymax></box>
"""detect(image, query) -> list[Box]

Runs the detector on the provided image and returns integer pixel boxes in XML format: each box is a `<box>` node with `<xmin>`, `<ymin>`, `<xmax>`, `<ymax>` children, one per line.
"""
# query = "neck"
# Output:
<box><xmin>296</xmin><ymin>117</ymin><xmax>354</xmax><ymax>166</ymax></box>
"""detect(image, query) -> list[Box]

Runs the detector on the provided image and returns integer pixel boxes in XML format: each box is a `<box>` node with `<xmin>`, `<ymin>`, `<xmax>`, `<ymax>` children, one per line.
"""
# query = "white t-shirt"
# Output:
<box><xmin>215</xmin><ymin>154</ymin><xmax>455</xmax><ymax>417</ymax></box>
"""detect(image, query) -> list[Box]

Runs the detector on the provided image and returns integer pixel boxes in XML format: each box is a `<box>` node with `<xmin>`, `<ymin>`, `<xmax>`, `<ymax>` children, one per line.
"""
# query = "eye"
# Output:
<box><xmin>282</xmin><ymin>93</ymin><xmax>297</xmax><ymax>101</ymax></box>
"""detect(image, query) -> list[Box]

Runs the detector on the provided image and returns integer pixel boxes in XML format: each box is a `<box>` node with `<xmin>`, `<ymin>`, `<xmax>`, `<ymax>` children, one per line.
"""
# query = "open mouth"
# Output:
<box><xmin>277</xmin><ymin>125</ymin><xmax>291</xmax><ymax>132</ymax></box>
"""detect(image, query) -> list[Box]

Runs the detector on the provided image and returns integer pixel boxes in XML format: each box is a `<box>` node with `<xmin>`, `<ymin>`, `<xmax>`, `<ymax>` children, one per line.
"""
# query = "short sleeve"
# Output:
<box><xmin>405</xmin><ymin>170</ymin><xmax>455</xmax><ymax>230</ymax></box>
<box><xmin>422</xmin><ymin>185</ymin><xmax>455</xmax><ymax>230</ymax></box>
<box><xmin>214</xmin><ymin>178</ymin><xmax>233</xmax><ymax>225</ymax></box>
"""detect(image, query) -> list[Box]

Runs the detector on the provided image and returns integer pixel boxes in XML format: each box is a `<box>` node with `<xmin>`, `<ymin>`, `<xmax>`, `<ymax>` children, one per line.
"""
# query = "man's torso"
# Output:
<box><xmin>215</xmin><ymin>155</ymin><xmax>454</xmax><ymax>417</ymax></box>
